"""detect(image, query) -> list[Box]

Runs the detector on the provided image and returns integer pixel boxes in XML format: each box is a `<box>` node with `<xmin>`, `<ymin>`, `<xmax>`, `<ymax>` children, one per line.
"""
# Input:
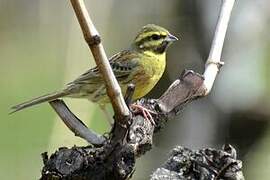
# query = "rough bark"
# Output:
<box><xmin>151</xmin><ymin>145</ymin><xmax>244</xmax><ymax>180</ymax></box>
<box><xmin>40</xmin><ymin>71</ymin><xmax>244</xmax><ymax>180</ymax></box>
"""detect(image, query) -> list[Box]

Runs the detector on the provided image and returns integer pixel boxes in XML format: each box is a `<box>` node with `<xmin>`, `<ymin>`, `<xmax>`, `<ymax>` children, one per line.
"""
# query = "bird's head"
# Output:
<box><xmin>132</xmin><ymin>24</ymin><xmax>178</xmax><ymax>54</ymax></box>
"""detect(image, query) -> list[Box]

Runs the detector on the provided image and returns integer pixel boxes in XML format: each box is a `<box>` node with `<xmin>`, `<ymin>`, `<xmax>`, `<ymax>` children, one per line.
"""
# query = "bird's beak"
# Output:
<box><xmin>166</xmin><ymin>34</ymin><xmax>178</xmax><ymax>42</ymax></box>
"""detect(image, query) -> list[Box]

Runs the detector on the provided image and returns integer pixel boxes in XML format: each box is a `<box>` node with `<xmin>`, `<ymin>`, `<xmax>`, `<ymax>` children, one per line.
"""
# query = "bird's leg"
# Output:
<box><xmin>130</xmin><ymin>104</ymin><xmax>156</xmax><ymax>126</ymax></box>
<box><xmin>99</xmin><ymin>105</ymin><xmax>114</xmax><ymax>127</ymax></box>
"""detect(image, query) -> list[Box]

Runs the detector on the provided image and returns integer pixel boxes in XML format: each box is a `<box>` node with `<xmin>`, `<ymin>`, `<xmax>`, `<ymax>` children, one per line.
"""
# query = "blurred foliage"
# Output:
<box><xmin>1</xmin><ymin>0</ymin><xmax>270</xmax><ymax>180</ymax></box>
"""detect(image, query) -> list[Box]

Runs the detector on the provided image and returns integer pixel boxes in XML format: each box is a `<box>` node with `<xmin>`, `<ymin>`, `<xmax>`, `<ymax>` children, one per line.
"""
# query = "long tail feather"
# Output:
<box><xmin>10</xmin><ymin>90</ymin><xmax>69</xmax><ymax>114</ymax></box>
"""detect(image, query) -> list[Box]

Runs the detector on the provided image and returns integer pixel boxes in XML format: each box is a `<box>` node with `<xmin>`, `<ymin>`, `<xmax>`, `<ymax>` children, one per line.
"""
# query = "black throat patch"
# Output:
<box><xmin>154</xmin><ymin>41</ymin><xmax>169</xmax><ymax>54</ymax></box>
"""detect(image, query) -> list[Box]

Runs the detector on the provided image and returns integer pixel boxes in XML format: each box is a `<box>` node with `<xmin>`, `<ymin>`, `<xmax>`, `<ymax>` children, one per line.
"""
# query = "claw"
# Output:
<box><xmin>130</xmin><ymin>104</ymin><xmax>156</xmax><ymax>126</ymax></box>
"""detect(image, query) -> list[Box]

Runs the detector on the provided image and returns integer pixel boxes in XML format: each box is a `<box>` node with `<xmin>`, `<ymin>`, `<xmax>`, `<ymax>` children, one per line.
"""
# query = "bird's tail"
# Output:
<box><xmin>10</xmin><ymin>90</ymin><xmax>70</xmax><ymax>114</ymax></box>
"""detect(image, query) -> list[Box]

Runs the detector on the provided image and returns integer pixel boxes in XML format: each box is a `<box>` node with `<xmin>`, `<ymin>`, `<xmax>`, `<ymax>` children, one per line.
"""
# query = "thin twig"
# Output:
<box><xmin>50</xmin><ymin>100</ymin><xmax>106</xmax><ymax>145</ymax></box>
<box><xmin>70</xmin><ymin>0</ymin><xmax>130</xmax><ymax>122</ymax></box>
<box><xmin>203</xmin><ymin>0</ymin><xmax>235</xmax><ymax>95</ymax></box>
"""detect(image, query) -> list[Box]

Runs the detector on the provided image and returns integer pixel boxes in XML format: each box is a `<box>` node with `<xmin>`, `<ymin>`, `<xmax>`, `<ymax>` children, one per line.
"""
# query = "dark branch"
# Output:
<box><xmin>151</xmin><ymin>145</ymin><xmax>244</xmax><ymax>180</ymax></box>
<box><xmin>49</xmin><ymin>100</ymin><xmax>105</xmax><ymax>146</ymax></box>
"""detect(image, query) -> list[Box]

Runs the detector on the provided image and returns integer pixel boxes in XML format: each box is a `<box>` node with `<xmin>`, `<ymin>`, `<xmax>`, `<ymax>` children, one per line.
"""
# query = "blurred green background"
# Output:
<box><xmin>1</xmin><ymin>0</ymin><xmax>270</xmax><ymax>179</ymax></box>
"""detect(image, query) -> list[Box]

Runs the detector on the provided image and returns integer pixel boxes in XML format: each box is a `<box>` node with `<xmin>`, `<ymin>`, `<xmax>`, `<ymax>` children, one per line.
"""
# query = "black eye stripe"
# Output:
<box><xmin>136</xmin><ymin>34</ymin><xmax>167</xmax><ymax>48</ymax></box>
<box><xmin>150</xmin><ymin>34</ymin><xmax>166</xmax><ymax>41</ymax></box>
<box><xmin>144</xmin><ymin>34</ymin><xmax>164</xmax><ymax>42</ymax></box>
<box><xmin>151</xmin><ymin>34</ymin><xmax>160</xmax><ymax>40</ymax></box>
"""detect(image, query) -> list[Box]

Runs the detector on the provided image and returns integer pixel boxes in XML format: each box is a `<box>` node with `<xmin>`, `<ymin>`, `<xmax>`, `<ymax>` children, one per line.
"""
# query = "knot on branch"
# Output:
<box><xmin>85</xmin><ymin>35</ymin><xmax>101</xmax><ymax>46</ymax></box>
<box><xmin>128</xmin><ymin>115</ymin><xmax>154</xmax><ymax>155</ymax></box>
<box><xmin>205</xmin><ymin>59</ymin><xmax>225</xmax><ymax>70</ymax></box>
<box><xmin>40</xmin><ymin>144</ymin><xmax>135</xmax><ymax>180</ymax></box>
<box><xmin>41</xmin><ymin>146</ymin><xmax>98</xmax><ymax>179</ymax></box>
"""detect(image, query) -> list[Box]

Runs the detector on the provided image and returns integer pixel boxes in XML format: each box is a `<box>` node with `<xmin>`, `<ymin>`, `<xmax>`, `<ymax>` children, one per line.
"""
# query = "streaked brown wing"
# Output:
<box><xmin>67</xmin><ymin>50</ymin><xmax>140</xmax><ymax>86</ymax></box>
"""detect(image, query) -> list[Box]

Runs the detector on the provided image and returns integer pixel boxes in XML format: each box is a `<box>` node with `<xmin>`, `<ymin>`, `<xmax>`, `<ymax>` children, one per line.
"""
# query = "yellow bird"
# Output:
<box><xmin>11</xmin><ymin>24</ymin><xmax>178</xmax><ymax>119</ymax></box>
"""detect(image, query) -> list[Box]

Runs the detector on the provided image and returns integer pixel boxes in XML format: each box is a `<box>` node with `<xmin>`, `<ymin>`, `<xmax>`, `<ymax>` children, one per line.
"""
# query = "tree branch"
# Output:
<box><xmin>70</xmin><ymin>0</ymin><xmax>130</xmax><ymax>122</ymax></box>
<box><xmin>203</xmin><ymin>0</ymin><xmax>235</xmax><ymax>95</ymax></box>
<box><xmin>49</xmin><ymin>100</ymin><xmax>105</xmax><ymax>146</ymax></box>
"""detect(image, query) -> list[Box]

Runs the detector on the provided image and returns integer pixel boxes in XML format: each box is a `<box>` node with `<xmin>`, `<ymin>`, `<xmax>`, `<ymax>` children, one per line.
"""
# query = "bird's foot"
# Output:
<box><xmin>130</xmin><ymin>104</ymin><xmax>156</xmax><ymax>126</ymax></box>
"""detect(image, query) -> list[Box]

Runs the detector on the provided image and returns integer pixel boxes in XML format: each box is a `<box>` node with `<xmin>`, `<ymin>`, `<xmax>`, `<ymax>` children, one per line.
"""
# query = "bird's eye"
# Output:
<box><xmin>151</xmin><ymin>34</ymin><xmax>161</xmax><ymax>40</ymax></box>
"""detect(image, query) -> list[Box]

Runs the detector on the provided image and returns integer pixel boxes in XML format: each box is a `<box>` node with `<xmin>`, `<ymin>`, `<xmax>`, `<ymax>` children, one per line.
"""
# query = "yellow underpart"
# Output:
<box><xmin>131</xmin><ymin>51</ymin><xmax>166</xmax><ymax>99</ymax></box>
<box><xmin>95</xmin><ymin>51</ymin><xmax>166</xmax><ymax>105</ymax></box>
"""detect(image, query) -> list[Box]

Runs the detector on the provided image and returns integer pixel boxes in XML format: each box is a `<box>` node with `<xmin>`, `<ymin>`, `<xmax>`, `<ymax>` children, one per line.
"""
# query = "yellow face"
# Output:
<box><xmin>132</xmin><ymin>24</ymin><xmax>178</xmax><ymax>54</ymax></box>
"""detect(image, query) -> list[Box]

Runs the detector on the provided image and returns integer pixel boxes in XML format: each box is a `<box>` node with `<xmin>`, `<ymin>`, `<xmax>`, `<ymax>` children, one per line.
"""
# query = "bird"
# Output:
<box><xmin>11</xmin><ymin>24</ymin><xmax>178</xmax><ymax>123</ymax></box>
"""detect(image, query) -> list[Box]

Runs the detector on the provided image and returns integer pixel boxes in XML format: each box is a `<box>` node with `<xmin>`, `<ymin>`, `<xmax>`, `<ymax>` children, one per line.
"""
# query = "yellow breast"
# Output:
<box><xmin>95</xmin><ymin>51</ymin><xmax>166</xmax><ymax>105</ymax></box>
<box><xmin>132</xmin><ymin>51</ymin><xmax>166</xmax><ymax>99</ymax></box>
